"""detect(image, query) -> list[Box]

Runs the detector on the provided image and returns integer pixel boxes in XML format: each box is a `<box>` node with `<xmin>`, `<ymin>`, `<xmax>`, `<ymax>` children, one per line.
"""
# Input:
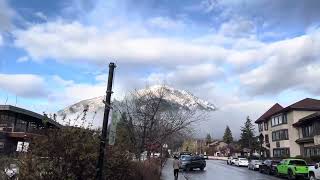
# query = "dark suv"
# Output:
<box><xmin>259</xmin><ymin>160</ymin><xmax>281</xmax><ymax>175</ymax></box>
<box><xmin>180</xmin><ymin>155</ymin><xmax>206</xmax><ymax>171</ymax></box>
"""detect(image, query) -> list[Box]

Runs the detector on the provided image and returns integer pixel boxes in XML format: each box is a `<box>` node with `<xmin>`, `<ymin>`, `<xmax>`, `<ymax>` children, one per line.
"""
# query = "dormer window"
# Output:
<box><xmin>271</xmin><ymin>114</ymin><xmax>287</xmax><ymax>127</ymax></box>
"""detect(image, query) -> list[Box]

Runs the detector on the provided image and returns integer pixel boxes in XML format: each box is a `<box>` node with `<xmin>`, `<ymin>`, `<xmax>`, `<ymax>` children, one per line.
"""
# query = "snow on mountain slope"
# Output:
<box><xmin>56</xmin><ymin>85</ymin><xmax>216</xmax><ymax>127</ymax></box>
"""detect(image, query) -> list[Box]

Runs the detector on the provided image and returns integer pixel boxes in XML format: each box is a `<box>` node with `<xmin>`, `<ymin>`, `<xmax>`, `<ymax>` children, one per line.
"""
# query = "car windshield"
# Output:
<box><xmin>181</xmin><ymin>156</ymin><xmax>192</xmax><ymax>161</ymax></box>
<box><xmin>289</xmin><ymin>160</ymin><xmax>307</xmax><ymax>166</ymax></box>
<box><xmin>239</xmin><ymin>158</ymin><xmax>247</xmax><ymax>161</ymax></box>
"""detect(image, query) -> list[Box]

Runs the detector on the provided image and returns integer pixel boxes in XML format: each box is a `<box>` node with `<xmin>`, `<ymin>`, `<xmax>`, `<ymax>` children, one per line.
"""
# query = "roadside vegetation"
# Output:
<box><xmin>1</xmin><ymin>85</ymin><xmax>203</xmax><ymax>180</ymax></box>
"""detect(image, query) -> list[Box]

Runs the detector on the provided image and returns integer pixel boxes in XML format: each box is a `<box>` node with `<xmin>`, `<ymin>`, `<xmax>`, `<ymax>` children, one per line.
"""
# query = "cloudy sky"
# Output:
<box><xmin>1</xmin><ymin>0</ymin><xmax>320</xmax><ymax>138</ymax></box>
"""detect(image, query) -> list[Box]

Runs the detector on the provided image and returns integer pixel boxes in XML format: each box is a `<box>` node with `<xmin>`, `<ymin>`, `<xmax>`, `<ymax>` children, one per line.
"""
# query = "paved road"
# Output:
<box><xmin>161</xmin><ymin>158</ymin><xmax>186</xmax><ymax>180</ymax></box>
<box><xmin>162</xmin><ymin>159</ymin><xmax>283</xmax><ymax>180</ymax></box>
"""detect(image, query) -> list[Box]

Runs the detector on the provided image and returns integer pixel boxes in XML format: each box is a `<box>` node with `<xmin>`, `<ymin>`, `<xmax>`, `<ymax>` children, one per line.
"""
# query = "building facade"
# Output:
<box><xmin>0</xmin><ymin>105</ymin><xmax>61</xmax><ymax>155</ymax></box>
<box><xmin>255</xmin><ymin>98</ymin><xmax>320</xmax><ymax>158</ymax></box>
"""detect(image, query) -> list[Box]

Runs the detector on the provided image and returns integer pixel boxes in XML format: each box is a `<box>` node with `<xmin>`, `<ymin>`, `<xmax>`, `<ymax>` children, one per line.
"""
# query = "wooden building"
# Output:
<box><xmin>0</xmin><ymin>105</ymin><xmax>61</xmax><ymax>155</ymax></box>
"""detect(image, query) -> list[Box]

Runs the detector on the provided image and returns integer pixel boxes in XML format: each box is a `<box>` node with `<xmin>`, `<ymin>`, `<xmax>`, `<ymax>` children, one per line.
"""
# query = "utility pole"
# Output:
<box><xmin>96</xmin><ymin>62</ymin><xmax>116</xmax><ymax>180</ymax></box>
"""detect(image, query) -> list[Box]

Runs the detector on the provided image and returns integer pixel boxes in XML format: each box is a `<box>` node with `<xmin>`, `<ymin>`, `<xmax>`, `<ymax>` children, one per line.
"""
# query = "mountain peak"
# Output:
<box><xmin>56</xmin><ymin>85</ymin><xmax>216</xmax><ymax>127</ymax></box>
<box><xmin>138</xmin><ymin>85</ymin><xmax>216</xmax><ymax>111</ymax></box>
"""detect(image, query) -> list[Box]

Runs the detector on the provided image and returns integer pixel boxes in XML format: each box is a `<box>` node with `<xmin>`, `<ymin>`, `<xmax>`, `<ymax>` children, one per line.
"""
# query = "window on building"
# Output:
<box><xmin>304</xmin><ymin>147</ymin><xmax>320</xmax><ymax>157</ymax></box>
<box><xmin>273</xmin><ymin>148</ymin><xmax>290</xmax><ymax>158</ymax></box>
<box><xmin>28</xmin><ymin>122</ymin><xmax>38</xmax><ymax>133</ymax></box>
<box><xmin>0</xmin><ymin>141</ymin><xmax>4</xmax><ymax>150</ymax></box>
<box><xmin>258</xmin><ymin>123</ymin><xmax>263</xmax><ymax>132</ymax></box>
<box><xmin>283</xmin><ymin>114</ymin><xmax>288</xmax><ymax>124</ymax></box>
<box><xmin>272</xmin><ymin>129</ymin><xmax>289</xmax><ymax>141</ymax></box>
<box><xmin>265</xmin><ymin>134</ymin><xmax>269</xmax><ymax>143</ymax></box>
<box><xmin>264</xmin><ymin>122</ymin><xmax>268</xmax><ymax>131</ymax></box>
<box><xmin>15</xmin><ymin>119</ymin><xmax>27</xmax><ymax>132</ymax></box>
<box><xmin>302</xmin><ymin>124</ymin><xmax>314</xmax><ymax>138</ymax></box>
<box><xmin>0</xmin><ymin>113</ymin><xmax>14</xmax><ymax>128</ymax></box>
<box><xmin>271</xmin><ymin>114</ymin><xmax>288</xmax><ymax>127</ymax></box>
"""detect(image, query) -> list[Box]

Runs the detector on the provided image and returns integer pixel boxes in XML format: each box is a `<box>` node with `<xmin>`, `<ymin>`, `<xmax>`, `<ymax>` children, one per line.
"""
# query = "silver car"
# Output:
<box><xmin>248</xmin><ymin>160</ymin><xmax>263</xmax><ymax>170</ymax></box>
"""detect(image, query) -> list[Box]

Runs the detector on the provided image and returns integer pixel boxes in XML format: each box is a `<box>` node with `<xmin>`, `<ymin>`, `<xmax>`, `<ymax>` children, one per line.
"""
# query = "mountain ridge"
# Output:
<box><xmin>56</xmin><ymin>85</ymin><xmax>216</xmax><ymax>127</ymax></box>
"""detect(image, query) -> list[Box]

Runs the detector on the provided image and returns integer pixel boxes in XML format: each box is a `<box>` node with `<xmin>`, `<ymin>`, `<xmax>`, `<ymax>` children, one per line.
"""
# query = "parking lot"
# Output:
<box><xmin>162</xmin><ymin>159</ymin><xmax>283</xmax><ymax>180</ymax></box>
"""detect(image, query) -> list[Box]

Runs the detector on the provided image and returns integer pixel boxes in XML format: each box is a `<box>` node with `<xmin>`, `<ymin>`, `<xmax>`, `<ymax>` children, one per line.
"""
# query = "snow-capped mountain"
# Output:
<box><xmin>56</xmin><ymin>85</ymin><xmax>216</xmax><ymax>127</ymax></box>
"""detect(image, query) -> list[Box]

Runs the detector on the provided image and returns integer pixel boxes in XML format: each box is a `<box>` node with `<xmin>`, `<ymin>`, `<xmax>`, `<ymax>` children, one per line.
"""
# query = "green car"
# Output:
<box><xmin>276</xmin><ymin>159</ymin><xmax>309</xmax><ymax>179</ymax></box>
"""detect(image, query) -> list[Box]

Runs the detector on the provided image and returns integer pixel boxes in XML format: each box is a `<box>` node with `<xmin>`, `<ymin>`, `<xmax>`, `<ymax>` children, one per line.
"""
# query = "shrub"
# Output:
<box><xmin>16</xmin><ymin>127</ymin><xmax>162</xmax><ymax>180</ymax></box>
<box><xmin>130</xmin><ymin>159</ymin><xmax>161</xmax><ymax>180</ymax></box>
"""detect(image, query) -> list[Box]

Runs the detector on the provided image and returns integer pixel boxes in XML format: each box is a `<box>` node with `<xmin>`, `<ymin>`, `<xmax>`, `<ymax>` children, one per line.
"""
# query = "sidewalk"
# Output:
<box><xmin>161</xmin><ymin>158</ymin><xmax>186</xmax><ymax>180</ymax></box>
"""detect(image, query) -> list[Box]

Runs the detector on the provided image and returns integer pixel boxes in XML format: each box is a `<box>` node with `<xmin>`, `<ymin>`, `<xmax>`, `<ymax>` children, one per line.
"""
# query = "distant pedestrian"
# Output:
<box><xmin>173</xmin><ymin>156</ymin><xmax>180</xmax><ymax>179</ymax></box>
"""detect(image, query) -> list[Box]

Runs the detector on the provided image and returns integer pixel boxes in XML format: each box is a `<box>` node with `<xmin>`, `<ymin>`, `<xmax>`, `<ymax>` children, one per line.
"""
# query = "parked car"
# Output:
<box><xmin>179</xmin><ymin>154</ymin><xmax>191</xmax><ymax>160</ymax></box>
<box><xmin>180</xmin><ymin>155</ymin><xmax>206</xmax><ymax>171</ymax></box>
<box><xmin>230</xmin><ymin>158</ymin><xmax>238</xmax><ymax>165</ymax></box>
<box><xmin>259</xmin><ymin>160</ymin><xmax>280</xmax><ymax>175</ymax></box>
<box><xmin>179</xmin><ymin>152</ymin><xmax>192</xmax><ymax>158</ymax></box>
<box><xmin>203</xmin><ymin>155</ymin><xmax>209</xmax><ymax>160</ymax></box>
<box><xmin>309</xmin><ymin>162</ymin><xmax>320</xmax><ymax>180</ymax></box>
<box><xmin>248</xmin><ymin>160</ymin><xmax>263</xmax><ymax>170</ymax></box>
<box><xmin>275</xmin><ymin>159</ymin><xmax>309</xmax><ymax>179</ymax></box>
<box><xmin>227</xmin><ymin>157</ymin><xmax>233</xmax><ymax>165</ymax></box>
<box><xmin>235</xmin><ymin>158</ymin><xmax>249</xmax><ymax>167</ymax></box>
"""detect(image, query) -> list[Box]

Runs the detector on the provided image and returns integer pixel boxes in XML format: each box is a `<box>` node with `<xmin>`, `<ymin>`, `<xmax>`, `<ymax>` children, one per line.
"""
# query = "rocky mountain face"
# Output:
<box><xmin>56</xmin><ymin>85</ymin><xmax>216</xmax><ymax>127</ymax></box>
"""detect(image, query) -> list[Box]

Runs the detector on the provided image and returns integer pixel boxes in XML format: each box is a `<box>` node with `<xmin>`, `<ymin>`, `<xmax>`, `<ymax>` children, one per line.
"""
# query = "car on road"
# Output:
<box><xmin>259</xmin><ymin>159</ymin><xmax>280</xmax><ymax>175</ymax></box>
<box><xmin>179</xmin><ymin>154</ymin><xmax>191</xmax><ymax>160</ymax></box>
<box><xmin>230</xmin><ymin>158</ymin><xmax>238</xmax><ymax>165</ymax></box>
<box><xmin>308</xmin><ymin>162</ymin><xmax>320</xmax><ymax>180</ymax></box>
<box><xmin>203</xmin><ymin>155</ymin><xmax>209</xmax><ymax>160</ymax></box>
<box><xmin>235</xmin><ymin>158</ymin><xmax>249</xmax><ymax>167</ymax></box>
<box><xmin>227</xmin><ymin>157</ymin><xmax>234</xmax><ymax>165</ymax></box>
<box><xmin>180</xmin><ymin>155</ymin><xmax>206</xmax><ymax>171</ymax></box>
<box><xmin>275</xmin><ymin>159</ymin><xmax>308</xmax><ymax>179</ymax></box>
<box><xmin>179</xmin><ymin>152</ymin><xmax>192</xmax><ymax>158</ymax></box>
<box><xmin>248</xmin><ymin>160</ymin><xmax>263</xmax><ymax>170</ymax></box>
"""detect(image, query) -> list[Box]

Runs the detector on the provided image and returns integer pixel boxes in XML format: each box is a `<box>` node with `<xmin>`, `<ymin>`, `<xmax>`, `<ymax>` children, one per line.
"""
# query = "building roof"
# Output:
<box><xmin>255</xmin><ymin>98</ymin><xmax>320</xmax><ymax>124</ymax></box>
<box><xmin>293</xmin><ymin>112</ymin><xmax>320</xmax><ymax>127</ymax></box>
<box><xmin>0</xmin><ymin>105</ymin><xmax>62</xmax><ymax>128</ymax></box>
<box><xmin>270</xmin><ymin>98</ymin><xmax>320</xmax><ymax>117</ymax></box>
<box><xmin>255</xmin><ymin>103</ymin><xmax>283</xmax><ymax>123</ymax></box>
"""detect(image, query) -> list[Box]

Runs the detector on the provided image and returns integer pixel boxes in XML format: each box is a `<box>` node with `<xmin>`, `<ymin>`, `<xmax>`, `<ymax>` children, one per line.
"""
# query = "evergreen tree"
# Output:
<box><xmin>239</xmin><ymin>116</ymin><xmax>256</xmax><ymax>149</ymax></box>
<box><xmin>205</xmin><ymin>133</ymin><xmax>212</xmax><ymax>145</ymax></box>
<box><xmin>115</xmin><ymin>112</ymin><xmax>136</xmax><ymax>153</ymax></box>
<box><xmin>223</xmin><ymin>126</ymin><xmax>233</xmax><ymax>144</ymax></box>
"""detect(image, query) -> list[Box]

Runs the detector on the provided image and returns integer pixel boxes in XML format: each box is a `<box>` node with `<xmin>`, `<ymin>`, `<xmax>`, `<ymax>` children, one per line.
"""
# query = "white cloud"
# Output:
<box><xmin>13</xmin><ymin>21</ymin><xmax>228</xmax><ymax>67</ymax></box>
<box><xmin>146</xmin><ymin>63</ymin><xmax>224</xmax><ymax>87</ymax></box>
<box><xmin>148</xmin><ymin>16</ymin><xmax>185</xmax><ymax>30</ymax></box>
<box><xmin>52</xmin><ymin>75</ymin><xmax>74</xmax><ymax>86</ymax></box>
<box><xmin>219</xmin><ymin>17</ymin><xmax>256</xmax><ymax>38</ymax></box>
<box><xmin>16</xmin><ymin>56</ymin><xmax>29</xmax><ymax>63</ymax></box>
<box><xmin>34</xmin><ymin>12</ymin><xmax>47</xmax><ymax>21</ymax></box>
<box><xmin>0</xmin><ymin>34</ymin><xmax>2</xmax><ymax>46</ymax></box>
<box><xmin>49</xmin><ymin>81</ymin><xmax>106</xmax><ymax>105</ymax></box>
<box><xmin>238</xmin><ymin>29</ymin><xmax>320</xmax><ymax>95</ymax></box>
<box><xmin>48</xmin><ymin>74</ymin><xmax>140</xmax><ymax>108</ymax></box>
<box><xmin>0</xmin><ymin>0</ymin><xmax>16</xmax><ymax>31</ymax></box>
<box><xmin>0</xmin><ymin>74</ymin><xmax>48</xmax><ymax>98</ymax></box>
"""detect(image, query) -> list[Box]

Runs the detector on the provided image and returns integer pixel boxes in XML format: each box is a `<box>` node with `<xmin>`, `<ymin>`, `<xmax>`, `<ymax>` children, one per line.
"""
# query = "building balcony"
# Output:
<box><xmin>295</xmin><ymin>137</ymin><xmax>314</xmax><ymax>144</ymax></box>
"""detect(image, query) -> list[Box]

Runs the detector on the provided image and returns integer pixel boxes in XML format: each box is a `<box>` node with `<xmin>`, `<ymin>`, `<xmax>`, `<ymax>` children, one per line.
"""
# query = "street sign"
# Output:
<box><xmin>108</xmin><ymin>110</ymin><xmax>121</xmax><ymax>145</ymax></box>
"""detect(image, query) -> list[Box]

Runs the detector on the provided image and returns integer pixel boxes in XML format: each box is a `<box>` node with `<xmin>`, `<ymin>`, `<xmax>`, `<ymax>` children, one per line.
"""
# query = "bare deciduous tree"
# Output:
<box><xmin>116</xmin><ymin>85</ymin><xmax>206</xmax><ymax>160</ymax></box>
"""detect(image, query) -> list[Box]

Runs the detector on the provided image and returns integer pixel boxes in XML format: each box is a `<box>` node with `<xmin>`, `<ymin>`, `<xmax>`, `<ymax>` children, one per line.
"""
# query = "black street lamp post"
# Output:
<box><xmin>95</xmin><ymin>62</ymin><xmax>116</xmax><ymax>180</ymax></box>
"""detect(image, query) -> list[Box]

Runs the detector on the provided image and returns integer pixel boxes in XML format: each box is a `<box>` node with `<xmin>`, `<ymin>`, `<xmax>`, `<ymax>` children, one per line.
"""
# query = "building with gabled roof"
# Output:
<box><xmin>255</xmin><ymin>98</ymin><xmax>320</xmax><ymax>158</ymax></box>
